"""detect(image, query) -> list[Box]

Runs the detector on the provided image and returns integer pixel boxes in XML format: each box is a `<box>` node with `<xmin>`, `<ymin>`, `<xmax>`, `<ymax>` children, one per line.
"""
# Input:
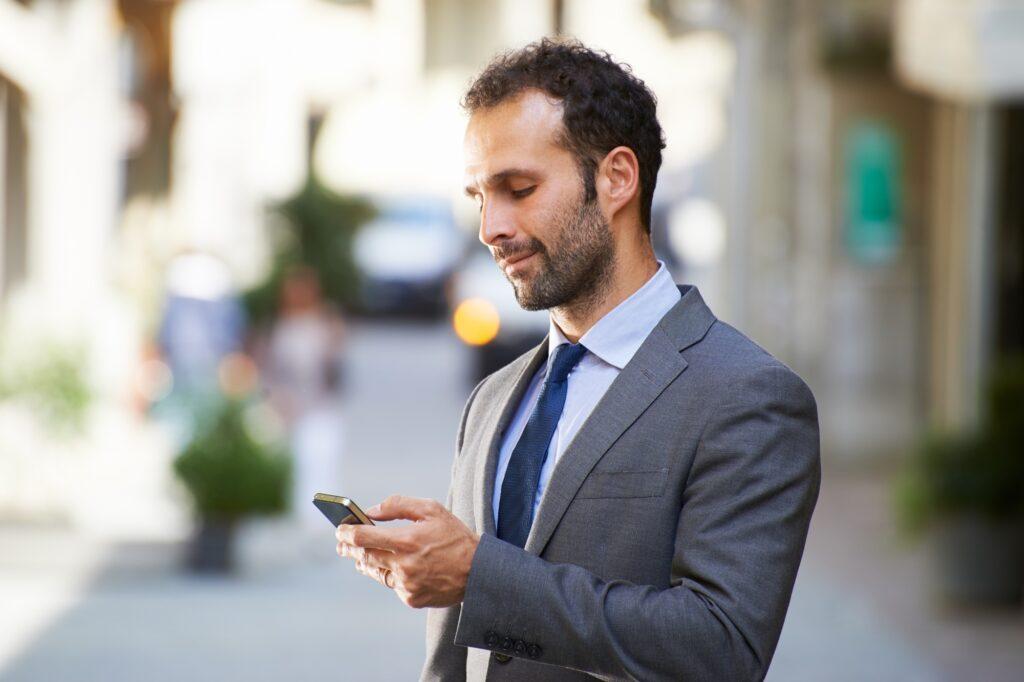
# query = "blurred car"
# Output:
<box><xmin>353</xmin><ymin>198</ymin><xmax>465</xmax><ymax>318</ymax></box>
<box><xmin>449</xmin><ymin>250</ymin><xmax>549</xmax><ymax>383</ymax></box>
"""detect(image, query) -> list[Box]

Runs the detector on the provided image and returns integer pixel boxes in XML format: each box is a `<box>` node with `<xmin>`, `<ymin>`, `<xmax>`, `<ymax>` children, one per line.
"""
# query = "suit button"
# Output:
<box><xmin>484</xmin><ymin>631</ymin><xmax>499</xmax><ymax>648</ymax></box>
<box><xmin>494</xmin><ymin>653</ymin><xmax>512</xmax><ymax>664</ymax></box>
<box><xmin>501</xmin><ymin>637</ymin><xmax>514</xmax><ymax>651</ymax></box>
<box><xmin>527</xmin><ymin>643</ymin><xmax>542</xmax><ymax>659</ymax></box>
<box><xmin>513</xmin><ymin>639</ymin><xmax>527</xmax><ymax>656</ymax></box>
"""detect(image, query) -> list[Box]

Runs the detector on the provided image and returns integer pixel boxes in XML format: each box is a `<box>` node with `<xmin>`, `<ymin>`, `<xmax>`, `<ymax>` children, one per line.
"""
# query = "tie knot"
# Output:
<box><xmin>547</xmin><ymin>342</ymin><xmax>587</xmax><ymax>385</ymax></box>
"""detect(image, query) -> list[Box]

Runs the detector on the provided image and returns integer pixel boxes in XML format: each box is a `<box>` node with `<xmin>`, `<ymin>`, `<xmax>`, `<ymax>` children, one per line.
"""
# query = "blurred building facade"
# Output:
<box><xmin>726</xmin><ymin>0</ymin><xmax>1024</xmax><ymax>462</ymax></box>
<box><xmin>895</xmin><ymin>0</ymin><xmax>1024</xmax><ymax>431</ymax></box>
<box><xmin>0</xmin><ymin>0</ymin><xmax>1021</xmax><ymax>526</ymax></box>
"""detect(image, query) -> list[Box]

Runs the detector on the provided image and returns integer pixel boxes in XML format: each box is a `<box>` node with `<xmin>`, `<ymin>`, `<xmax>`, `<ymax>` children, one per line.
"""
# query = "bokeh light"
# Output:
<box><xmin>453</xmin><ymin>297</ymin><xmax>501</xmax><ymax>347</ymax></box>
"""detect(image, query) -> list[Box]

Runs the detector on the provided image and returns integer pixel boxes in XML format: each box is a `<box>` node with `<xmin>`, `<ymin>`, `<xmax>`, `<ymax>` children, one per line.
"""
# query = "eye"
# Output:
<box><xmin>511</xmin><ymin>186</ymin><xmax>536</xmax><ymax>199</ymax></box>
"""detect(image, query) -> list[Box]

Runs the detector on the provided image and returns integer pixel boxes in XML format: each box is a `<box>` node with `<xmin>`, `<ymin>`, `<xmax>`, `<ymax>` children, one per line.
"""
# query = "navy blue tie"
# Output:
<box><xmin>497</xmin><ymin>342</ymin><xmax>588</xmax><ymax>548</ymax></box>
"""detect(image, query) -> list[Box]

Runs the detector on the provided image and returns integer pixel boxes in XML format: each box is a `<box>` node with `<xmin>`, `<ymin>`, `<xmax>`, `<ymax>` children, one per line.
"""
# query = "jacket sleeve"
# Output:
<box><xmin>452</xmin><ymin>364</ymin><xmax>821</xmax><ymax>681</ymax></box>
<box><xmin>420</xmin><ymin>377</ymin><xmax>488</xmax><ymax>681</ymax></box>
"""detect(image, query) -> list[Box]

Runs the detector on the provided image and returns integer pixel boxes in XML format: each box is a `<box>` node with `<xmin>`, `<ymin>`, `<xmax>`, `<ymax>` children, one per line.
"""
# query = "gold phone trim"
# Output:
<box><xmin>313</xmin><ymin>492</ymin><xmax>374</xmax><ymax>525</ymax></box>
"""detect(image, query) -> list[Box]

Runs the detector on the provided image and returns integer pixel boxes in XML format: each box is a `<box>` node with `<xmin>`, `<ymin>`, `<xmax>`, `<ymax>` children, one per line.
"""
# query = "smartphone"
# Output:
<box><xmin>313</xmin><ymin>493</ymin><xmax>375</xmax><ymax>527</ymax></box>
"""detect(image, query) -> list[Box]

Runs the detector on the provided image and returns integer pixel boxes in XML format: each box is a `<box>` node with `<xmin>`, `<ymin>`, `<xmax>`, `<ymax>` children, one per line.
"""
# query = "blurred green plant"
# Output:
<box><xmin>243</xmin><ymin>175</ymin><xmax>375</xmax><ymax>328</ymax></box>
<box><xmin>174</xmin><ymin>397</ymin><xmax>291</xmax><ymax>520</ymax></box>
<box><xmin>0</xmin><ymin>342</ymin><xmax>91</xmax><ymax>436</ymax></box>
<box><xmin>896</xmin><ymin>355</ymin><xmax>1024</xmax><ymax>534</ymax></box>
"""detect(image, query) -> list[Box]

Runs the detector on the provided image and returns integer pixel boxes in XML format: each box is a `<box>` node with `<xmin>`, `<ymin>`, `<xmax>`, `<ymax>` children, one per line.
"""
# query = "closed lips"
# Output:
<box><xmin>502</xmin><ymin>251</ymin><xmax>535</xmax><ymax>268</ymax></box>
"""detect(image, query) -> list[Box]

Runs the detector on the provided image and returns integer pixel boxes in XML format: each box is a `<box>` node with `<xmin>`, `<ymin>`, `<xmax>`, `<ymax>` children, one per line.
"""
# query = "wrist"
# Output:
<box><xmin>458</xmin><ymin>532</ymin><xmax>482</xmax><ymax>602</ymax></box>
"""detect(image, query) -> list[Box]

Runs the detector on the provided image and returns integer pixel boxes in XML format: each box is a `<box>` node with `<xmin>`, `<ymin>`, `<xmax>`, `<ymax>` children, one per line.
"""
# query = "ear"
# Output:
<box><xmin>595</xmin><ymin>146</ymin><xmax>640</xmax><ymax>223</ymax></box>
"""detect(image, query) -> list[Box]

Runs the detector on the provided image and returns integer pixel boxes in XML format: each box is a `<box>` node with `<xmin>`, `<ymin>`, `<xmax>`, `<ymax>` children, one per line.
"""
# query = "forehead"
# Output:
<box><xmin>463</xmin><ymin>89</ymin><xmax>571</xmax><ymax>180</ymax></box>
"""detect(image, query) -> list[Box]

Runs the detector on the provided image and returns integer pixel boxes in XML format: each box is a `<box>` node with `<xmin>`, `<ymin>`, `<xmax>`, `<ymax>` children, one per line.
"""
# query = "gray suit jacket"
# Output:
<box><xmin>421</xmin><ymin>285</ymin><xmax>820</xmax><ymax>681</ymax></box>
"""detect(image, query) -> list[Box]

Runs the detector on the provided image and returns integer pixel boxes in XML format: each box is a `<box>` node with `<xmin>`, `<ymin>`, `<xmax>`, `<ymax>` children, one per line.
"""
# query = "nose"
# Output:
<box><xmin>478</xmin><ymin>198</ymin><xmax>516</xmax><ymax>247</ymax></box>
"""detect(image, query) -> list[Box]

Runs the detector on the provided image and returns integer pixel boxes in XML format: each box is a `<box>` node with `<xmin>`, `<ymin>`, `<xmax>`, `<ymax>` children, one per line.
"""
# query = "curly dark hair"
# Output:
<box><xmin>462</xmin><ymin>37</ymin><xmax>665</xmax><ymax>234</ymax></box>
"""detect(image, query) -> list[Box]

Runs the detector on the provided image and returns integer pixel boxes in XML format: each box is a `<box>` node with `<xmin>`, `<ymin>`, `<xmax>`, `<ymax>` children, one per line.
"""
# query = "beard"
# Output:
<box><xmin>492</xmin><ymin>189</ymin><xmax>615</xmax><ymax>312</ymax></box>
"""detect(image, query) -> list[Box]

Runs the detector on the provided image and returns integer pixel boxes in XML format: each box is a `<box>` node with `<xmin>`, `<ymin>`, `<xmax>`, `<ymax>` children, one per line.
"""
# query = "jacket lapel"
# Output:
<box><xmin>471</xmin><ymin>339</ymin><xmax>549</xmax><ymax>536</ymax></box>
<box><xmin>523</xmin><ymin>284</ymin><xmax>716</xmax><ymax>556</ymax></box>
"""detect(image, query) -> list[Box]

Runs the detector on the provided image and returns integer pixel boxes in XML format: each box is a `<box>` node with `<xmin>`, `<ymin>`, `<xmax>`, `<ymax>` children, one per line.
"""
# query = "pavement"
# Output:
<box><xmin>771</xmin><ymin>466</ymin><xmax>1024</xmax><ymax>682</ymax></box>
<box><xmin>1</xmin><ymin>320</ymin><xmax>1022</xmax><ymax>681</ymax></box>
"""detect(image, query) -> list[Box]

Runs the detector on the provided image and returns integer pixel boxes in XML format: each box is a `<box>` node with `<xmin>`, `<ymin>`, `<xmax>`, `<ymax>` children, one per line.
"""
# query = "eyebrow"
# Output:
<box><xmin>463</xmin><ymin>168</ymin><xmax>539</xmax><ymax>197</ymax></box>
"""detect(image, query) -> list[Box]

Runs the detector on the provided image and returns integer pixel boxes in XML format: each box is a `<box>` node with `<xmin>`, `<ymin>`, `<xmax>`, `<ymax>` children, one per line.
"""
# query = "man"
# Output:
<box><xmin>335</xmin><ymin>38</ymin><xmax>820</xmax><ymax>681</ymax></box>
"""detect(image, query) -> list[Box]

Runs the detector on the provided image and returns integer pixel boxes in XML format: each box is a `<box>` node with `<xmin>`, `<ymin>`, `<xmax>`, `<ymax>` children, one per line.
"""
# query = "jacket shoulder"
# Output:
<box><xmin>689</xmin><ymin>320</ymin><xmax>816</xmax><ymax>407</ymax></box>
<box><xmin>473</xmin><ymin>341</ymin><xmax>544</xmax><ymax>402</ymax></box>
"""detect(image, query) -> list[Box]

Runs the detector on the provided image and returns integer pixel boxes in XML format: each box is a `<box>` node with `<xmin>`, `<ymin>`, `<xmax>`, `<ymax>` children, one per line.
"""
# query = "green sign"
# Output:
<box><xmin>844</xmin><ymin>121</ymin><xmax>903</xmax><ymax>265</ymax></box>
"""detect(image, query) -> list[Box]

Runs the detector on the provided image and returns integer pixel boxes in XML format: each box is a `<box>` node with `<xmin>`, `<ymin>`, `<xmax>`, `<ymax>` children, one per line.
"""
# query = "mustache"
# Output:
<box><xmin>491</xmin><ymin>238</ymin><xmax>545</xmax><ymax>263</ymax></box>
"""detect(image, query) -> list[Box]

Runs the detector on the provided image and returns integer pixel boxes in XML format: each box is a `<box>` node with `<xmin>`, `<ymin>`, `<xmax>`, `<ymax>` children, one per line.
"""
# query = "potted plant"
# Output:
<box><xmin>174</xmin><ymin>397</ymin><xmax>291</xmax><ymax>573</ymax></box>
<box><xmin>896</xmin><ymin>356</ymin><xmax>1024</xmax><ymax>606</ymax></box>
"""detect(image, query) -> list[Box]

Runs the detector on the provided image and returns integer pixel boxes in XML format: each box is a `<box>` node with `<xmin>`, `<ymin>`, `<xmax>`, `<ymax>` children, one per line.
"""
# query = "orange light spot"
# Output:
<box><xmin>453</xmin><ymin>298</ymin><xmax>501</xmax><ymax>346</ymax></box>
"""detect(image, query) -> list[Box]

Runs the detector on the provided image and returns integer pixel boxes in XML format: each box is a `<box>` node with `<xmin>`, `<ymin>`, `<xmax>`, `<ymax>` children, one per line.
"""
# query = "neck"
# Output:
<box><xmin>550</xmin><ymin>243</ymin><xmax>659</xmax><ymax>343</ymax></box>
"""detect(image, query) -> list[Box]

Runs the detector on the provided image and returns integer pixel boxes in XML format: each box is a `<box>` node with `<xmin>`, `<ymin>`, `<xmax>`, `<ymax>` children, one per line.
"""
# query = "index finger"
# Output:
<box><xmin>367</xmin><ymin>494</ymin><xmax>443</xmax><ymax>522</ymax></box>
<box><xmin>336</xmin><ymin>523</ymin><xmax>407</xmax><ymax>552</ymax></box>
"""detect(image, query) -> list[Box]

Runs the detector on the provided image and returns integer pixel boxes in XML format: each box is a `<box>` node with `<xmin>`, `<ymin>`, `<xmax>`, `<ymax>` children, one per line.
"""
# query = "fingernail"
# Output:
<box><xmin>367</xmin><ymin>504</ymin><xmax>381</xmax><ymax>515</ymax></box>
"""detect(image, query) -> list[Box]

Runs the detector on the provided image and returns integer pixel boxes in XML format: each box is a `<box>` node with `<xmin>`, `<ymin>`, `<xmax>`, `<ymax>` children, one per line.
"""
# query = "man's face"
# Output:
<box><xmin>463</xmin><ymin>90</ymin><xmax>614</xmax><ymax>311</ymax></box>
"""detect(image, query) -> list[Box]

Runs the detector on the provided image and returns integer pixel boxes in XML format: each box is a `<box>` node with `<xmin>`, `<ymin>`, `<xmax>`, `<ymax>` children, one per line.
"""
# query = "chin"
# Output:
<box><xmin>509</xmin><ymin>283</ymin><xmax>542</xmax><ymax>311</ymax></box>
<box><xmin>516</xmin><ymin>298</ymin><xmax>548</xmax><ymax>312</ymax></box>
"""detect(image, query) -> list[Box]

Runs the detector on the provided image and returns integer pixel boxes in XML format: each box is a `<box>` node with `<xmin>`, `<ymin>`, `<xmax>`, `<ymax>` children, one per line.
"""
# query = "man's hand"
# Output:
<box><xmin>335</xmin><ymin>495</ymin><xmax>480</xmax><ymax>609</ymax></box>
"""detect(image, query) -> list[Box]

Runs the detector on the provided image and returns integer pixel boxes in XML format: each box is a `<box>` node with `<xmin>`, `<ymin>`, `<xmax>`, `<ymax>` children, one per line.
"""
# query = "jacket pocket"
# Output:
<box><xmin>575</xmin><ymin>468</ymin><xmax>668</xmax><ymax>499</ymax></box>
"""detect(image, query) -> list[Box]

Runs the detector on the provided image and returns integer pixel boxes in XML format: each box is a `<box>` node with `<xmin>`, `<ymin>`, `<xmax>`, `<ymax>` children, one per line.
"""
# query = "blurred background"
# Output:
<box><xmin>0</xmin><ymin>0</ymin><xmax>1022</xmax><ymax>680</ymax></box>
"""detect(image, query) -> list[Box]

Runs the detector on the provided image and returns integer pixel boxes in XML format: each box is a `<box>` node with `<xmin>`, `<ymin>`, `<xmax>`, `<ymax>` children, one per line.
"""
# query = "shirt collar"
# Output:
<box><xmin>547</xmin><ymin>261</ymin><xmax>682</xmax><ymax>371</ymax></box>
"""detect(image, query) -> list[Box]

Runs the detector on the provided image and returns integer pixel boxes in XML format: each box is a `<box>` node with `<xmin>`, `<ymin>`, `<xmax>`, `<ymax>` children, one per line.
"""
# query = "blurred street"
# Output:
<box><xmin>0</xmin><ymin>321</ymin><xmax>466</xmax><ymax>682</ymax></box>
<box><xmin>1</xmin><ymin>321</ymin><xmax>1021</xmax><ymax>682</ymax></box>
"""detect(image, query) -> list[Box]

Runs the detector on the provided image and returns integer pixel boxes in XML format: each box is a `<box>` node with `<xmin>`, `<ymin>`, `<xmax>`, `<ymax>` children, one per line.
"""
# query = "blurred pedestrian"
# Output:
<box><xmin>152</xmin><ymin>250</ymin><xmax>246</xmax><ymax>446</ymax></box>
<box><xmin>264</xmin><ymin>266</ymin><xmax>347</xmax><ymax>527</ymax></box>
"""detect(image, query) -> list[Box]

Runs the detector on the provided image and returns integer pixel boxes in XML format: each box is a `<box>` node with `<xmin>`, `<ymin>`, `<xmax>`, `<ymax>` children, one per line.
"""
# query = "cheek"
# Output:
<box><xmin>526</xmin><ymin>195</ymin><xmax>565</xmax><ymax>243</ymax></box>
<box><xmin>532</xmin><ymin>200</ymin><xmax>575</xmax><ymax>252</ymax></box>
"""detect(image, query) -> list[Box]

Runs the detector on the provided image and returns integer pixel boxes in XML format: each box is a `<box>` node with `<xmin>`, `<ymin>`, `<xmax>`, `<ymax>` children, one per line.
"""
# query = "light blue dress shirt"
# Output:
<box><xmin>492</xmin><ymin>261</ymin><xmax>683</xmax><ymax>527</ymax></box>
